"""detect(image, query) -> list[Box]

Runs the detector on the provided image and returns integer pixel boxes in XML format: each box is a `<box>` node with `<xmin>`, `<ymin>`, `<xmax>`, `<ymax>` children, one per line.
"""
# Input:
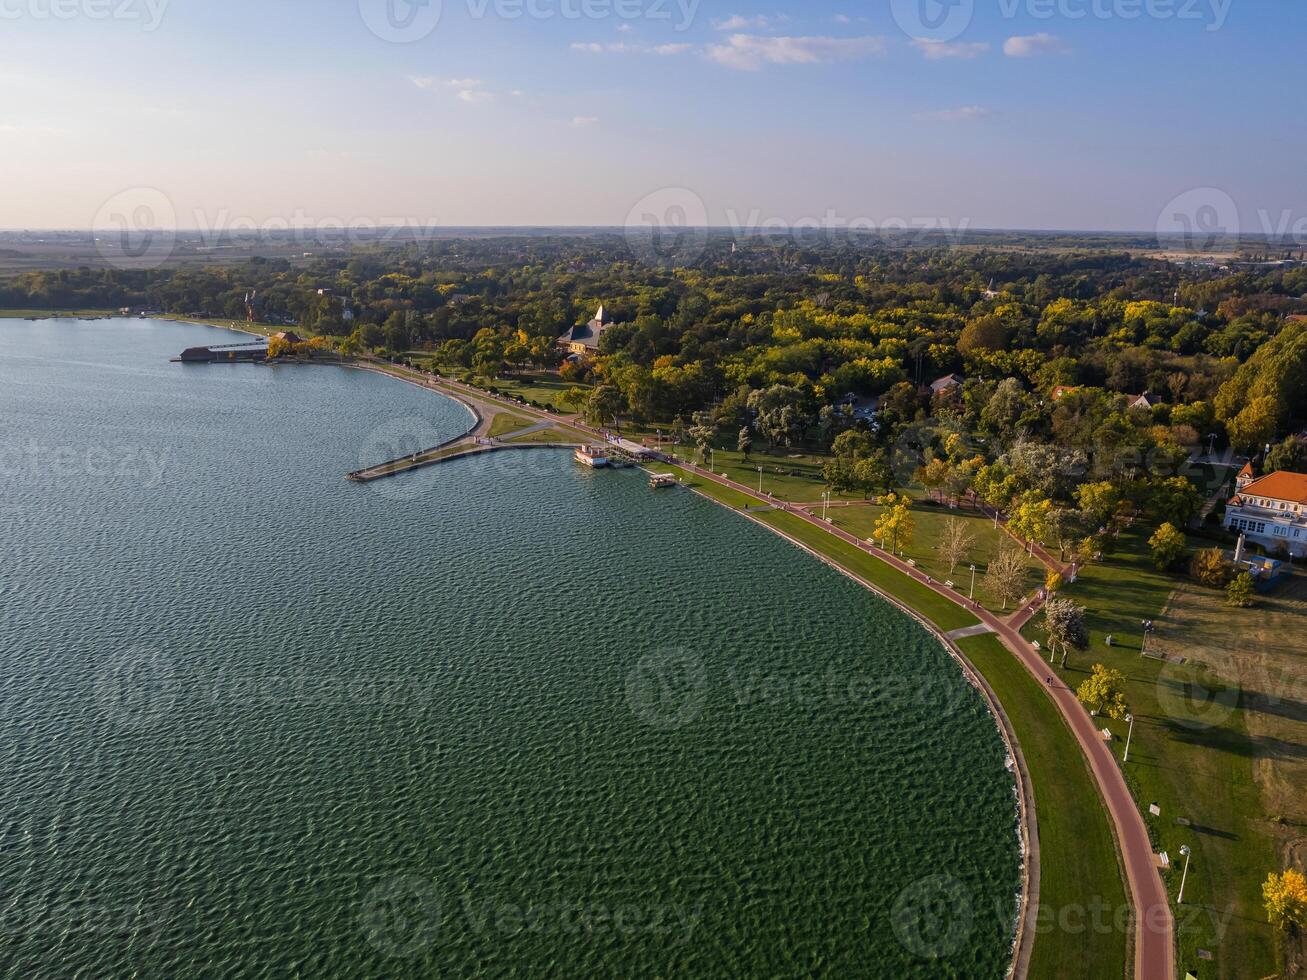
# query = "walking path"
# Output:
<box><xmin>352</xmin><ymin>359</ymin><xmax>1174</xmax><ymax>979</ymax></box>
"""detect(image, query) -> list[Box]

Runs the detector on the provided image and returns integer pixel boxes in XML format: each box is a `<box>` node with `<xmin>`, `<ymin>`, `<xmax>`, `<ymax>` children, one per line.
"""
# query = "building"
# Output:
<box><xmin>930</xmin><ymin>373</ymin><xmax>965</xmax><ymax>396</ymax></box>
<box><xmin>1126</xmin><ymin>392</ymin><xmax>1155</xmax><ymax>411</ymax></box>
<box><xmin>557</xmin><ymin>305</ymin><xmax>611</xmax><ymax>356</ymax></box>
<box><xmin>1224</xmin><ymin>466</ymin><xmax>1307</xmax><ymax>557</ymax></box>
<box><xmin>1051</xmin><ymin>385</ymin><xmax>1081</xmax><ymax>401</ymax></box>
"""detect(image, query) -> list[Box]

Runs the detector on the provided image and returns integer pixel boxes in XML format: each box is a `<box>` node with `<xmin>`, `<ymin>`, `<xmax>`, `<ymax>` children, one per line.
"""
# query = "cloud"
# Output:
<box><xmin>712</xmin><ymin>14</ymin><xmax>789</xmax><ymax>31</ymax></box>
<box><xmin>571</xmin><ymin>116</ymin><xmax>600</xmax><ymax>128</ymax></box>
<box><xmin>410</xmin><ymin>76</ymin><xmax>499</xmax><ymax>104</ymax></box>
<box><xmin>571</xmin><ymin>40</ymin><xmax>691</xmax><ymax>55</ymax></box>
<box><xmin>706</xmin><ymin>34</ymin><xmax>886</xmax><ymax>71</ymax></box>
<box><xmin>917</xmin><ymin>105</ymin><xmax>993</xmax><ymax>122</ymax></box>
<box><xmin>912</xmin><ymin>39</ymin><xmax>990</xmax><ymax>60</ymax></box>
<box><xmin>1003</xmin><ymin>33</ymin><xmax>1067</xmax><ymax>57</ymax></box>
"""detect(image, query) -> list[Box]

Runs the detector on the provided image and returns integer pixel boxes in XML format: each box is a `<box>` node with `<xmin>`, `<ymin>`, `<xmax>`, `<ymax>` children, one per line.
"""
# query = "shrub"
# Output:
<box><xmin>1191</xmin><ymin>547</ymin><xmax>1232</xmax><ymax>588</ymax></box>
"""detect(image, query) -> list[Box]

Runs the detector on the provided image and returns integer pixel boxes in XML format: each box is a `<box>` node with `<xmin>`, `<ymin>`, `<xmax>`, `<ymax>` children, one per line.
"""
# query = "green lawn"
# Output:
<box><xmin>503</xmin><ymin>427</ymin><xmax>582</xmax><ymax>445</ymax></box>
<box><xmin>488</xmin><ymin>413</ymin><xmax>533</xmax><ymax>438</ymax></box>
<box><xmin>827</xmin><ymin>498</ymin><xmax>1044</xmax><ymax>614</ymax></box>
<box><xmin>0</xmin><ymin>308</ymin><xmax>120</xmax><ymax>319</ymax></box>
<box><xmin>957</xmin><ymin>634</ymin><xmax>1129</xmax><ymax>980</ymax></box>
<box><xmin>1038</xmin><ymin>527</ymin><xmax>1281</xmax><ymax>980</ymax></box>
<box><xmin>660</xmin><ymin>445</ymin><xmax>856</xmax><ymax>502</ymax></box>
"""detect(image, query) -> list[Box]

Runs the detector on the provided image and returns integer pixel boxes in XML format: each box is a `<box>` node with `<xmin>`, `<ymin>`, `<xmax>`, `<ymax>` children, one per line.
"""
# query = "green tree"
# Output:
<box><xmin>737</xmin><ymin>426</ymin><xmax>753</xmax><ymax>460</ymax></box>
<box><xmin>1226</xmin><ymin>572</ymin><xmax>1256</xmax><ymax>608</ymax></box>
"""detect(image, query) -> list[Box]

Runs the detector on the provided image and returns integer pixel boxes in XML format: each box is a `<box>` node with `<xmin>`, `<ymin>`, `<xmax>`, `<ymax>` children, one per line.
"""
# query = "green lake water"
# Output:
<box><xmin>0</xmin><ymin>318</ymin><xmax>1021</xmax><ymax>977</ymax></box>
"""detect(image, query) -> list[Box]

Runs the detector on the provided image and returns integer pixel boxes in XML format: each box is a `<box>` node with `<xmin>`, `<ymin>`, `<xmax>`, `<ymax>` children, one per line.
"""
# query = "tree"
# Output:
<box><xmin>1263</xmin><ymin>869</ymin><xmax>1307</xmax><ymax>932</ymax></box>
<box><xmin>1148</xmin><ymin>523</ymin><xmax>1187</xmax><ymax>570</ymax></box>
<box><xmin>853</xmin><ymin>452</ymin><xmax>893</xmax><ymax>499</ymax></box>
<box><xmin>1009</xmin><ymin>492</ymin><xmax>1054</xmax><ymax>551</ymax></box>
<box><xmin>984</xmin><ymin>545</ymin><xmax>1029</xmax><ymax>611</ymax></box>
<box><xmin>562</xmin><ymin>386</ymin><xmax>589</xmax><ymax>414</ymax></box>
<box><xmin>1191</xmin><ymin>547</ymin><xmax>1232</xmax><ymax>588</ymax></box>
<box><xmin>938</xmin><ymin>517</ymin><xmax>977</xmax><ymax>575</ymax></box>
<box><xmin>1077</xmin><ymin>664</ymin><xmax>1129</xmax><ymax>720</ymax></box>
<box><xmin>748</xmin><ymin>384</ymin><xmax>809</xmax><ymax>448</ymax></box>
<box><xmin>874</xmin><ymin>492</ymin><xmax>915</xmax><ymax>554</ymax></box>
<box><xmin>1043</xmin><ymin>596</ymin><xmax>1089</xmax><ymax>666</ymax></box>
<box><xmin>1149</xmin><ymin>476</ymin><xmax>1203</xmax><ymax>527</ymax></box>
<box><xmin>1076</xmin><ymin>481</ymin><xmax>1123</xmax><ymax>526</ymax></box>
<box><xmin>917</xmin><ymin>457</ymin><xmax>952</xmax><ymax>503</ymax></box>
<box><xmin>1226</xmin><ymin>572</ymin><xmax>1256</xmax><ymax>608</ymax></box>
<box><xmin>737</xmin><ymin>426</ymin><xmax>753</xmax><ymax>460</ymax></box>
<box><xmin>585</xmin><ymin>384</ymin><xmax>625</xmax><ymax>427</ymax></box>
<box><xmin>1045</xmin><ymin>571</ymin><xmax>1064</xmax><ymax>594</ymax></box>
<box><xmin>1226</xmin><ymin>396</ymin><xmax>1279</xmax><ymax>453</ymax></box>
<box><xmin>688</xmin><ymin>410</ymin><xmax>717</xmax><ymax>463</ymax></box>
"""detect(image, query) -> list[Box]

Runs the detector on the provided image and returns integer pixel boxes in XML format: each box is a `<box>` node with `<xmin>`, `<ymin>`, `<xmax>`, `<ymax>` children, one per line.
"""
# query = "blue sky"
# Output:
<box><xmin>1</xmin><ymin>0</ymin><xmax>1302</xmax><ymax>231</ymax></box>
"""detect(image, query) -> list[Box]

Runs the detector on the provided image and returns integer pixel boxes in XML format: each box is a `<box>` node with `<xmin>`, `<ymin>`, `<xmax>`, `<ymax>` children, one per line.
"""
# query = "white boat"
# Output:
<box><xmin>574</xmin><ymin>445</ymin><xmax>610</xmax><ymax>468</ymax></box>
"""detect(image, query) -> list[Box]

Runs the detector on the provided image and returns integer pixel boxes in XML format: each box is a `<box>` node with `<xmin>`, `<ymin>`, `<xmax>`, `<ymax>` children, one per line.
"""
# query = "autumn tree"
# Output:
<box><xmin>1148</xmin><ymin>523</ymin><xmax>1187</xmax><ymax>571</ymax></box>
<box><xmin>1077</xmin><ymin>664</ymin><xmax>1130</xmax><ymax>720</ymax></box>
<box><xmin>1226</xmin><ymin>572</ymin><xmax>1256</xmax><ymax>608</ymax></box>
<box><xmin>1263</xmin><ymin>869</ymin><xmax>1307</xmax><ymax>932</ymax></box>
<box><xmin>939</xmin><ymin>517</ymin><xmax>977</xmax><ymax>575</ymax></box>
<box><xmin>1190</xmin><ymin>547</ymin><xmax>1232</xmax><ymax>588</ymax></box>
<box><xmin>984</xmin><ymin>545</ymin><xmax>1029</xmax><ymax>611</ymax></box>
<box><xmin>1043</xmin><ymin>597</ymin><xmax>1089</xmax><ymax>667</ymax></box>
<box><xmin>874</xmin><ymin>492</ymin><xmax>915</xmax><ymax>555</ymax></box>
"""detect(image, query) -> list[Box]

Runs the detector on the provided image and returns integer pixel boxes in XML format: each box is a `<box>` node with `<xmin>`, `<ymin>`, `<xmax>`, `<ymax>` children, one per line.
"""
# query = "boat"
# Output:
<box><xmin>650</xmin><ymin>473</ymin><xmax>677</xmax><ymax>489</ymax></box>
<box><xmin>574</xmin><ymin>445</ymin><xmax>610</xmax><ymax>468</ymax></box>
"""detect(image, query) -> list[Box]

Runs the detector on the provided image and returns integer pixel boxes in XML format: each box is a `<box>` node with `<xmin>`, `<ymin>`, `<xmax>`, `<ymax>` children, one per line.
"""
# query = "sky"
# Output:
<box><xmin>1</xmin><ymin>0</ymin><xmax>1303</xmax><ymax>233</ymax></box>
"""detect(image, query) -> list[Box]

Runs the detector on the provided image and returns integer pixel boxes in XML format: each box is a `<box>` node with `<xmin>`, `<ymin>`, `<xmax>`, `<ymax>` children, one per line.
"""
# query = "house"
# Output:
<box><xmin>1224</xmin><ymin>468</ymin><xmax>1307</xmax><ymax>557</ymax></box>
<box><xmin>930</xmin><ymin>374</ymin><xmax>965</xmax><ymax>396</ymax></box>
<box><xmin>556</xmin><ymin>305</ymin><xmax>611</xmax><ymax>356</ymax></box>
<box><xmin>273</xmin><ymin>331</ymin><xmax>304</xmax><ymax>344</ymax></box>
<box><xmin>1126</xmin><ymin>392</ymin><xmax>1155</xmax><ymax>411</ymax></box>
<box><xmin>1051</xmin><ymin>385</ymin><xmax>1081</xmax><ymax>401</ymax></box>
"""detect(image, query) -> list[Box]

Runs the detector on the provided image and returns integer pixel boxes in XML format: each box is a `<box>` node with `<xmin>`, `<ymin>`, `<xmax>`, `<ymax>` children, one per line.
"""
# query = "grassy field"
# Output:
<box><xmin>660</xmin><ymin>445</ymin><xmax>860</xmax><ymax>502</ymax></box>
<box><xmin>488</xmin><ymin>413</ymin><xmax>534</xmax><ymax>438</ymax></box>
<box><xmin>503</xmin><ymin>427</ymin><xmax>582</xmax><ymax>445</ymax></box>
<box><xmin>1036</xmin><ymin>528</ymin><xmax>1284</xmax><ymax>979</ymax></box>
<box><xmin>958</xmin><ymin>634</ymin><xmax>1130</xmax><ymax>980</ymax></box>
<box><xmin>826</xmin><ymin>497</ymin><xmax>1045</xmax><ymax>614</ymax></box>
<box><xmin>0</xmin><ymin>308</ymin><xmax>120</xmax><ymax>319</ymax></box>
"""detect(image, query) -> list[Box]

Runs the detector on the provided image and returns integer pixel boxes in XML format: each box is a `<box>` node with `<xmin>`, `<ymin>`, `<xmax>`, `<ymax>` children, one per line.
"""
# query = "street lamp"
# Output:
<box><xmin>1177</xmin><ymin>845</ymin><xmax>1192</xmax><ymax>904</ymax></box>
<box><xmin>1123</xmin><ymin>713</ymin><xmax>1135</xmax><ymax>763</ymax></box>
<box><xmin>969</xmin><ymin>564</ymin><xmax>977</xmax><ymax>600</ymax></box>
<box><xmin>757</xmin><ymin>466</ymin><xmax>764</xmax><ymax>495</ymax></box>
<box><xmin>1140</xmin><ymin>620</ymin><xmax>1155</xmax><ymax>657</ymax></box>
<box><xmin>822</xmin><ymin>491</ymin><xmax>831</xmax><ymax>522</ymax></box>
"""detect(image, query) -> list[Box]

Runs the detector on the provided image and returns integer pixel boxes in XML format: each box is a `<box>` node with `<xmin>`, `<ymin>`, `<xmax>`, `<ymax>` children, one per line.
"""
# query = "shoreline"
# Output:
<box><xmin>350</xmin><ymin>363</ymin><xmax>1037</xmax><ymax>979</ymax></box>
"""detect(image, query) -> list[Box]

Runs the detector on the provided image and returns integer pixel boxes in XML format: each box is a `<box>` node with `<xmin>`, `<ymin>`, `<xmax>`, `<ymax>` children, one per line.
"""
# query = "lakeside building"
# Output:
<box><xmin>557</xmin><ymin>305</ymin><xmax>610</xmax><ymax>357</ymax></box>
<box><xmin>1224</xmin><ymin>465</ymin><xmax>1307</xmax><ymax>557</ymax></box>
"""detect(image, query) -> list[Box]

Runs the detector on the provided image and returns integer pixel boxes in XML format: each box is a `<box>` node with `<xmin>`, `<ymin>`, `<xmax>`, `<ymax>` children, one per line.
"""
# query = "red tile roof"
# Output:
<box><xmin>1236</xmin><ymin>471</ymin><xmax>1307</xmax><ymax>505</ymax></box>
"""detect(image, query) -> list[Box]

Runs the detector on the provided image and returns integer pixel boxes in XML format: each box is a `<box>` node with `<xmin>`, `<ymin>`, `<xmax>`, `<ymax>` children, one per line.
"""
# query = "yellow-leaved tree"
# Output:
<box><xmin>1263</xmin><ymin>869</ymin><xmax>1307</xmax><ymax>932</ymax></box>
<box><xmin>1076</xmin><ymin>664</ymin><xmax>1129</xmax><ymax>720</ymax></box>
<box><xmin>874</xmin><ymin>492</ymin><xmax>915</xmax><ymax>556</ymax></box>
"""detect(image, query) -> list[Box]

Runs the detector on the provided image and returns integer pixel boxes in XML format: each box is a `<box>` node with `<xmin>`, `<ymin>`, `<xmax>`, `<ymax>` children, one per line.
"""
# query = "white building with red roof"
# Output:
<box><xmin>1225</xmin><ymin>467</ymin><xmax>1307</xmax><ymax>556</ymax></box>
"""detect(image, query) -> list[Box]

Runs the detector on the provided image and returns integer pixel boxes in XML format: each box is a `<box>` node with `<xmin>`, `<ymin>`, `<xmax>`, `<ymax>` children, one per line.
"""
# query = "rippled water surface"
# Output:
<box><xmin>0</xmin><ymin>318</ymin><xmax>1021</xmax><ymax>977</ymax></box>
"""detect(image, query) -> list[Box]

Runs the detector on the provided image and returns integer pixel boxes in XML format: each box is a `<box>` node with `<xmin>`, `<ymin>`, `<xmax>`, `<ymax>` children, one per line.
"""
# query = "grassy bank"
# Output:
<box><xmin>958</xmin><ymin>634</ymin><xmax>1130</xmax><ymax>980</ymax></box>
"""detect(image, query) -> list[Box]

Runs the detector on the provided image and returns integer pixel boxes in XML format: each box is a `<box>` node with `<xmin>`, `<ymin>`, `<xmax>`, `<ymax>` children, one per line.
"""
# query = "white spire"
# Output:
<box><xmin>594</xmin><ymin>304</ymin><xmax>605</xmax><ymax>323</ymax></box>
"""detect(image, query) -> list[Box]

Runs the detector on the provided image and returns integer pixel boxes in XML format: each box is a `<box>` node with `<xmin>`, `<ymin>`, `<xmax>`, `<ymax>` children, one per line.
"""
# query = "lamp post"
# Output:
<box><xmin>969</xmin><ymin>564</ymin><xmax>977</xmax><ymax>600</ymax></box>
<box><xmin>822</xmin><ymin>491</ymin><xmax>830</xmax><ymax>522</ymax></box>
<box><xmin>1177</xmin><ymin>845</ymin><xmax>1192</xmax><ymax>904</ymax></box>
<box><xmin>1140</xmin><ymin>620</ymin><xmax>1155</xmax><ymax>657</ymax></box>
<box><xmin>1123</xmin><ymin>713</ymin><xmax>1135</xmax><ymax>763</ymax></box>
<box><xmin>757</xmin><ymin>466</ymin><xmax>764</xmax><ymax>495</ymax></box>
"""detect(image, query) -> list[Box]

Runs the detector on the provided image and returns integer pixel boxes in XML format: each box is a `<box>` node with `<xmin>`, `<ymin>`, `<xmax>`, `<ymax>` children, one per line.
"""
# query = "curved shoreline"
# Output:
<box><xmin>357</xmin><ymin>366</ymin><xmax>1036</xmax><ymax>978</ymax></box>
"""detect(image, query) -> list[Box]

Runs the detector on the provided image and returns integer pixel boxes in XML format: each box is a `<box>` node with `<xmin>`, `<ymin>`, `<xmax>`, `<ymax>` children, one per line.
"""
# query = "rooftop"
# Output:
<box><xmin>1231</xmin><ymin>470</ymin><xmax>1307</xmax><ymax>506</ymax></box>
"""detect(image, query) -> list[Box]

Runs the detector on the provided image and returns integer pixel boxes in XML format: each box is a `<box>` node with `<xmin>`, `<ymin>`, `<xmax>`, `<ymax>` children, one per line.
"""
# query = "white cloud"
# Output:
<box><xmin>712</xmin><ymin>14</ymin><xmax>789</xmax><ymax>31</ymax></box>
<box><xmin>917</xmin><ymin>105</ymin><xmax>993</xmax><ymax>122</ymax></box>
<box><xmin>1003</xmin><ymin>33</ymin><xmax>1067</xmax><ymax>57</ymax></box>
<box><xmin>411</xmin><ymin>77</ymin><xmax>500</xmax><ymax>104</ymax></box>
<box><xmin>912</xmin><ymin>39</ymin><xmax>990</xmax><ymax>60</ymax></box>
<box><xmin>616</xmin><ymin>22</ymin><xmax>633</xmax><ymax>33</ymax></box>
<box><xmin>572</xmin><ymin>40</ymin><xmax>691</xmax><ymax>56</ymax></box>
<box><xmin>706</xmin><ymin>34</ymin><xmax>886</xmax><ymax>71</ymax></box>
<box><xmin>571</xmin><ymin>116</ymin><xmax>600</xmax><ymax>128</ymax></box>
